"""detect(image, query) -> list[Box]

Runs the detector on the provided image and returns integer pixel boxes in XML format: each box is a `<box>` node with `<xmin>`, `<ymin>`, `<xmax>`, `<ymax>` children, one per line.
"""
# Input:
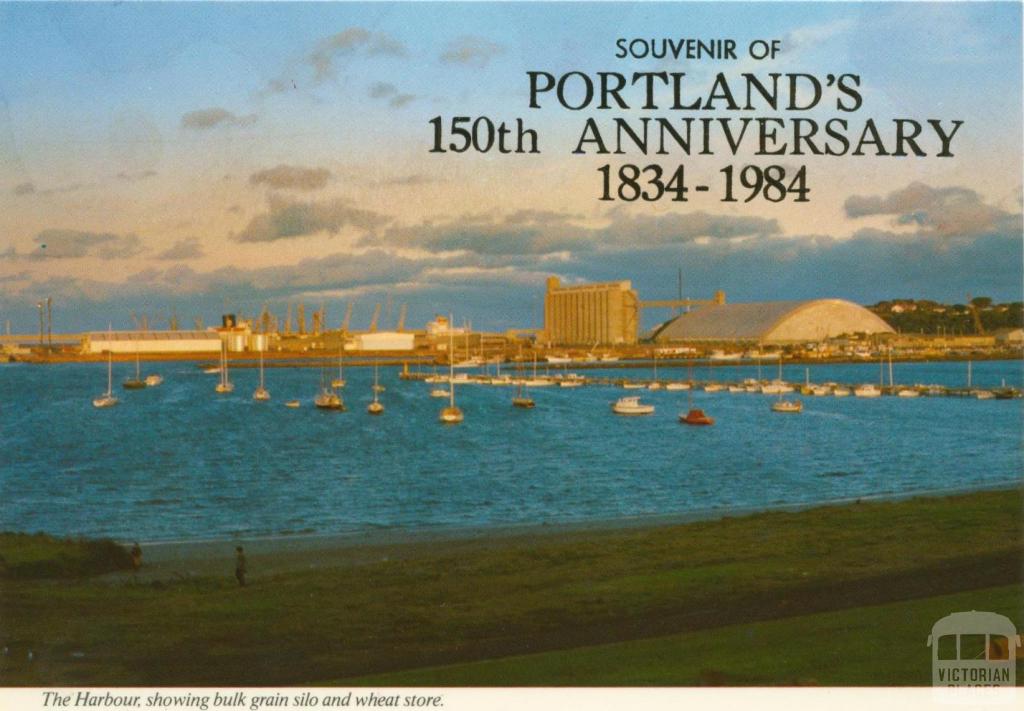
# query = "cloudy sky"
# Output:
<box><xmin>1</xmin><ymin>1</ymin><xmax>1021</xmax><ymax>333</ymax></box>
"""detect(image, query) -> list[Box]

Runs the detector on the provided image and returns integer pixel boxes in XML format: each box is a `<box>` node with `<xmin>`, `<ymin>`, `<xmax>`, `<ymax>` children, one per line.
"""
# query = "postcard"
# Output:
<box><xmin>1</xmin><ymin>1</ymin><xmax>1021</xmax><ymax>708</ymax></box>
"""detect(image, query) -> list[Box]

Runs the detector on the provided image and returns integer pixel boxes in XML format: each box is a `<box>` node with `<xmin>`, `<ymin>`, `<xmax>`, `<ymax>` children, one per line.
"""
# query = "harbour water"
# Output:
<box><xmin>1</xmin><ymin>359</ymin><xmax>1021</xmax><ymax>543</ymax></box>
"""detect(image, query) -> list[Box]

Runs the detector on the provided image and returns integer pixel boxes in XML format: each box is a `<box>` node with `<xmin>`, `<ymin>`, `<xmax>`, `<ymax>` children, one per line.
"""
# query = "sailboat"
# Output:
<box><xmin>253</xmin><ymin>349</ymin><xmax>270</xmax><ymax>401</ymax></box>
<box><xmin>331</xmin><ymin>347</ymin><xmax>346</xmax><ymax>389</ymax></box>
<box><xmin>440</xmin><ymin>316</ymin><xmax>464</xmax><ymax>423</ymax></box>
<box><xmin>367</xmin><ymin>361</ymin><xmax>384</xmax><ymax>414</ymax></box>
<box><xmin>523</xmin><ymin>353</ymin><xmax>552</xmax><ymax>387</ymax></box>
<box><xmin>314</xmin><ymin>364</ymin><xmax>344</xmax><ymax>410</ymax></box>
<box><xmin>680</xmin><ymin>366</ymin><xmax>713</xmax><ymax>424</ymax></box>
<box><xmin>647</xmin><ymin>354</ymin><xmax>663</xmax><ymax>393</ymax></box>
<box><xmin>122</xmin><ymin>351</ymin><xmax>145</xmax><ymax>389</ymax></box>
<box><xmin>93</xmin><ymin>350</ymin><xmax>119</xmax><ymax>408</ymax></box>
<box><xmin>770</xmin><ymin>360</ymin><xmax>802</xmax><ymax>413</ymax></box>
<box><xmin>215</xmin><ymin>339</ymin><xmax>234</xmax><ymax>393</ymax></box>
<box><xmin>512</xmin><ymin>363</ymin><xmax>535</xmax><ymax>408</ymax></box>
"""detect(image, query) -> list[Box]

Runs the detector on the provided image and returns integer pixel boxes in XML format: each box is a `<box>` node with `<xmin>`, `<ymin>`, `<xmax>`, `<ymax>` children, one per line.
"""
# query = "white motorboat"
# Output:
<box><xmin>771</xmin><ymin>399</ymin><xmax>803</xmax><ymax>413</ymax></box>
<box><xmin>611</xmin><ymin>396</ymin><xmax>654</xmax><ymax>415</ymax></box>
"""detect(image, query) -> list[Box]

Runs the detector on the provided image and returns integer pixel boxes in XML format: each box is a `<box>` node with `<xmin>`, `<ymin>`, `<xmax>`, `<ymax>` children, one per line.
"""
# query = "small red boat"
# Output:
<box><xmin>680</xmin><ymin>408</ymin><xmax>714</xmax><ymax>426</ymax></box>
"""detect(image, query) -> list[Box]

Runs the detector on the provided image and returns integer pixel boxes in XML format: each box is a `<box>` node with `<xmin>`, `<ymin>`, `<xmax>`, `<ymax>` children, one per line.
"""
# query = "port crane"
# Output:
<box><xmin>396</xmin><ymin>303</ymin><xmax>407</xmax><ymax>332</ymax></box>
<box><xmin>340</xmin><ymin>302</ymin><xmax>354</xmax><ymax>333</ymax></box>
<box><xmin>369</xmin><ymin>303</ymin><xmax>381</xmax><ymax>332</ymax></box>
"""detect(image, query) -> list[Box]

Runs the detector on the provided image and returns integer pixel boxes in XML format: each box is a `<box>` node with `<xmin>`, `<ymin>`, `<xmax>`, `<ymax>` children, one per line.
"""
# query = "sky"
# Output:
<box><xmin>1</xmin><ymin>1</ymin><xmax>1021</xmax><ymax>334</ymax></box>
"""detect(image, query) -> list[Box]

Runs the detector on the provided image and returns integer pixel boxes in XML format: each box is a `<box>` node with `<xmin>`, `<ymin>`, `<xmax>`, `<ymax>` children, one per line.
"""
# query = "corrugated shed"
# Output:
<box><xmin>651</xmin><ymin>300</ymin><xmax>894</xmax><ymax>343</ymax></box>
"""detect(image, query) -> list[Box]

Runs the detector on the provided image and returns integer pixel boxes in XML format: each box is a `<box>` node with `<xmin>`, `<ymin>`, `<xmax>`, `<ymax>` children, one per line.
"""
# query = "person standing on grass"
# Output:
<box><xmin>235</xmin><ymin>546</ymin><xmax>247</xmax><ymax>587</ymax></box>
<box><xmin>130</xmin><ymin>542</ymin><xmax>142</xmax><ymax>572</ymax></box>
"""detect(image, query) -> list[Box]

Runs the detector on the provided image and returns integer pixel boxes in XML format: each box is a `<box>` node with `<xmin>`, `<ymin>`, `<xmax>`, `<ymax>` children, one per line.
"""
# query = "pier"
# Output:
<box><xmin>398</xmin><ymin>367</ymin><xmax>1022</xmax><ymax>400</ymax></box>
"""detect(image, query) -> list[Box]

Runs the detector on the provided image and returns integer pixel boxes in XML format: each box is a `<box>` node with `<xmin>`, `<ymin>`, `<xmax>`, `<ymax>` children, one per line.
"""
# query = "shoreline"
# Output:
<box><xmin>119</xmin><ymin>480</ymin><xmax>1022</xmax><ymax>578</ymax></box>
<box><xmin>6</xmin><ymin>352</ymin><xmax>1022</xmax><ymax>368</ymax></box>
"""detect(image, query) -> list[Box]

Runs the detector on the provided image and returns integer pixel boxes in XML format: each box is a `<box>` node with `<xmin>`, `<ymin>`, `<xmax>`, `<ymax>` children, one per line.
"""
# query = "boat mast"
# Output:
<box><xmin>220</xmin><ymin>339</ymin><xmax>228</xmax><ymax>388</ymax></box>
<box><xmin>373</xmin><ymin>361</ymin><xmax>379</xmax><ymax>404</ymax></box>
<box><xmin>449</xmin><ymin>314</ymin><xmax>456</xmax><ymax>409</ymax></box>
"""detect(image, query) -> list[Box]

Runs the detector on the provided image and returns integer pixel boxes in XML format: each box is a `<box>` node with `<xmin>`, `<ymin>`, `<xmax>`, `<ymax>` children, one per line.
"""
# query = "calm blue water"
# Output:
<box><xmin>1</xmin><ymin>359</ymin><xmax>1021</xmax><ymax>542</ymax></box>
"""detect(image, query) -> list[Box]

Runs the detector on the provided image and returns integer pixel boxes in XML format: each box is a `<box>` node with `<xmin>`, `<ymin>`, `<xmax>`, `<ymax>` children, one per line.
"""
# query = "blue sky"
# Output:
<box><xmin>1</xmin><ymin>1</ymin><xmax>1021</xmax><ymax>333</ymax></box>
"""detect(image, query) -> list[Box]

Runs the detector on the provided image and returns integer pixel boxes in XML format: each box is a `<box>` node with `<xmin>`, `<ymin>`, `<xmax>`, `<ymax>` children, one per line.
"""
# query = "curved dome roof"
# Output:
<box><xmin>651</xmin><ymin>299</ymin><xmax>895</xmax><ymax>343</ymax></box>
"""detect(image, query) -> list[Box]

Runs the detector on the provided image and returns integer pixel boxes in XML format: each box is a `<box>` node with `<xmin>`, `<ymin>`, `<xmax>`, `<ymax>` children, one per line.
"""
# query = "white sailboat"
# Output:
<box><xmin>648</xmin><ymin>354</ymin><xmax>661</xmax><ymax>390</ymax></box>
<box><xmin>367</xmin><ymin>361</ymin><xmax>384</xmax><ymax>414</ymax></box>
<box><xmin>253</xmin><ymin>349</ymin><xmax>270</xmax><ymax>401</ymax></box>
<box><xmin>440</xmin><ymin>316</ymin><xmax>464</xmax><ymax>423</ymax></box>
<box><xmin>331</xmin><ymin>347</ymin><xmax>346</xmax><ymax>389</ymax></box>
<box><xmin>215</xmin><ymin>339</ymin><xmax>234</xmax><ymax>393</ymax></box>
<box><xmin>93</xmin><ymin>350</ymin><xmax>119</xmax><ymax>408</ymax></box>
<box><xmin>770</xmin><ymin>360</ymin><xmax>802</xmax><ymax>413</ymax></box>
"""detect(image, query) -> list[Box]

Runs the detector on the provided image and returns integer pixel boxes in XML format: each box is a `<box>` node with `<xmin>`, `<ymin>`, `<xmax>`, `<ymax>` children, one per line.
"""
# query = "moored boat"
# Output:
<box><xmin>367</xmin><ymin>361</ymin><xmax>384</xmax><ymax>414</ymax></box>
<box><xmin>440</xmin><ymin>315</ymin><xmax>464</xmax><ymax>424</ymax></box>
<box><xmin>314</xmin><ymin>390</ymin><xmax>345</xmax><ymax>410</ymax></box>
<box><xmin>611</xmin><ymin>396</ymin><xmax>654</xmax><ymax>415</ymax></box>
<box><xmin>122</xmin><ymin>353</ymin><xmax>146</xmax><ymax>390</ymax></box>
<box><xmin>253</xmin><ymin>349</ymin><xmax>270</xmax><ymax>401</ymax></box>
<box><xmin>214</xmin><ymin>340</ymin><xmax>233</xmax><ymax>393</ymax></box>
<box><xmin>679</xmin><ymin>408</ymin><xmax>714</xmax><ymax>425</ymax></box>
<box><xmin>93</xmin><ymin>350</ymin><xmax>119</xmax><ymax>408</ymax></box>
<box><xmin>771</xmin><ymin>399</ymin><xmax>803</xmax><ymax>413</ymax></box>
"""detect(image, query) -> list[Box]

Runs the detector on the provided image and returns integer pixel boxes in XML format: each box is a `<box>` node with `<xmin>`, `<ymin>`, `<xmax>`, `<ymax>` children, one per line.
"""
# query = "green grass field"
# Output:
<box><xmin>342</xmin><ymin>584</ymin><xmax>1022</xmax><ymax>686</ymax></box>
<box><xmin>0</xmin><ymin>488</ymin><xmax>1020</xmax><ymax>686</ymax></box>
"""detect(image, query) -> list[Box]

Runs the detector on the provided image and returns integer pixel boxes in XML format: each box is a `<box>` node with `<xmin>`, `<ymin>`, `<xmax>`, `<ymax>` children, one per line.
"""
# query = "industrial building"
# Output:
<box><xmin>83</xmin><ymin>330</ymin><xmax>222</xmax><ymax>354</ymax></box>
<box><xmin>543</xmin><ymin>277</ymin><xmax>639</xmax><ymax>346</ymax></box>
<box><xmin>650</xmin><ymin>299</ymin><xmax>895</xmax><ymax>344</ymax></box>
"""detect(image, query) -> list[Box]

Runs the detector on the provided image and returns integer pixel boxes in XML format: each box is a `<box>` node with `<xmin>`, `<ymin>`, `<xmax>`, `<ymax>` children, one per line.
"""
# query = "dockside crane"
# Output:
<box><xmin>341</xmin><ymin>301</ymin><xmax>354</xmax><ymax>333</ymax></box>
<box><xmin>369</xmin><ymin>303</ymin><xmax>381</xmax><ymax>332</ymax></box>
<box><xmin>396</xmin><ymin>303</ymin><xmax>407</xmax><ymax>332</ymax></box>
